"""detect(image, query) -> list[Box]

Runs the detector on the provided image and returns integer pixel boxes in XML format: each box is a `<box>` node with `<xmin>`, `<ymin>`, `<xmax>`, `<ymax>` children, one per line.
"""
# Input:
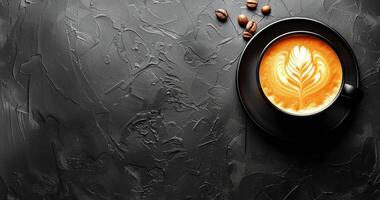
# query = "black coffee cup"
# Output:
<box><xmin>257</xmin><ymin>31</ymin><xmax>360</xmax><ymax>117</ymax></box>
<box><xmin>237</xmin><ymin>17</ymin><xmax>361</xmax><ymax>141</ymax></box>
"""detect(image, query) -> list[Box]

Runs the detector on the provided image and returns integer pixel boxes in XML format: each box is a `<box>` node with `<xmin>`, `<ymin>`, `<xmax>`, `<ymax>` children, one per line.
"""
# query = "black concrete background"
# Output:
<box><xmin>0</xmin><ymin>0</ymin><xmax>380</xmax><ymax>199</ymax></box>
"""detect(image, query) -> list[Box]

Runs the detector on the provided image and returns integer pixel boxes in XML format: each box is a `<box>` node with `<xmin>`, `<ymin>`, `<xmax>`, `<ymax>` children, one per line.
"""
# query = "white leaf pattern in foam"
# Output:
<box><xmin>274</xmin><ymin>45</ymin><xmax>329</xmax><ymax>101</ymax></box>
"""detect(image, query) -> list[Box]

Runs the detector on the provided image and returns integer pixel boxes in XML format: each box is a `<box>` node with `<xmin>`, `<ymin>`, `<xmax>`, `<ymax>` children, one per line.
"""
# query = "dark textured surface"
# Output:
<box><xmin>0</xmin><ymin>0</ymin><xmax>380</xmax><ymax>199</ymax></box>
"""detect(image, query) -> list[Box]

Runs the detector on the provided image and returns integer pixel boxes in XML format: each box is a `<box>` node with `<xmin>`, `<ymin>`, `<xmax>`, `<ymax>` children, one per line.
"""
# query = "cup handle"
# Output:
<box><xmin>341</xmin><ymin>83</ymin><xmax>362</xmax><ymax>102</ymax></box>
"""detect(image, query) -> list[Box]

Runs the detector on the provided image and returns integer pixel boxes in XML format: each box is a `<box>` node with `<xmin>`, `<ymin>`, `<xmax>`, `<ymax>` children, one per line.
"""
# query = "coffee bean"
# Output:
<box><xmin>215</xmin><ymin>9</ymin><xmax>228</xmax><ymax>22</ymax></box>
<box><xmin>246</xmin><ymin>0</ymin><xmax>258</xmax><ymax>9</ymax></box>
<box><xmin>243</xmin><ymin>31</ymin><xmax>253</xmax><ymax>41</ymax></box>
<box><xmin>237</xmin><ymin>14</ymin><xmax>249</xmax><ymax>27</ymax></box>
<box><xmin>245</xmin><ymin>20</ymin><xmax>257</xmax><ymax>33</ymax></box>
<box><xmin>261</xmin><ymin>5</ymin><xmax>271</xmax><ymax>15</ymax></box>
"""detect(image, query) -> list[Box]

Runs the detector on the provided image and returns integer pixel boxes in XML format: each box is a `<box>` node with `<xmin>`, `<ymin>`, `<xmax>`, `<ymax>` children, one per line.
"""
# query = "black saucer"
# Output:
<box><xmin>236</xmin><ymin>17</ymin><xmax>360</xmax><ymax>141</ymax></box>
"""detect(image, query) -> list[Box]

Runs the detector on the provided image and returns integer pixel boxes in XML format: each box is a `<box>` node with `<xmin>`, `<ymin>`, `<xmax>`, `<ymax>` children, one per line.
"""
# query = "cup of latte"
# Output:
<box><xmin>237</xmin><ymin>17</ymin><xmax>361</xmax><ymax>138</ymax></box>
<box><xmin>258</xmin><ymin>33</ymin><xmax>354</xmax><ymax>116</ymax></box>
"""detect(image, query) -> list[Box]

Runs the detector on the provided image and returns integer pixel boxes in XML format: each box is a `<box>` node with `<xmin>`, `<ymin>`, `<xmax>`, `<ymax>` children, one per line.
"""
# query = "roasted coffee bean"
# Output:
<box><xmin>245</xmin><ymin>20</ymin><xmax>257</xmax><ymax>33</ymax></box>
<box><xmin>261</xmin><ymin>5</ymin><xmax>271</xmax><ymax>15</ymax></box>
<box><xmin>215</xmin><ymin>9</ymin><xmax>228</xmax><ymax>22</ymax></box>
<box><xmin>237</xmin><ymin>14</ymin><xmax>249</xmax><ymax>27</ymax></box>
<box><xmin>246</xmin><ymin>0</ymin><xmax>258</xmax><ymax>9</ymax></box>
<box><xmin>243</xmin><ymin>31</ymin><xmax>253</xmax><ymax>41</ymax></box>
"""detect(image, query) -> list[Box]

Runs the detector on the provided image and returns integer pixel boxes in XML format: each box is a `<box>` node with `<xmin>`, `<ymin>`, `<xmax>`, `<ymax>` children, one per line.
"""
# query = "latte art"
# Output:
<box><xmin>274</xmin><ymin>46</ymin><xmax>328</xmax><ymax>102</ymax></box>
<box><xmin>259</xmin><ymin>34</ymin><xmax>343</xmax><ymax>116</ymax></box>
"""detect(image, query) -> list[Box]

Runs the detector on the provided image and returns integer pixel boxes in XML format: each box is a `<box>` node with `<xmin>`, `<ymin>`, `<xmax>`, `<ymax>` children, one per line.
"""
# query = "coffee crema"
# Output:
<box><xmin>259</xmin><ymin>34</ymin><xmax>343</xmax><ymax>116</ymax></box>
